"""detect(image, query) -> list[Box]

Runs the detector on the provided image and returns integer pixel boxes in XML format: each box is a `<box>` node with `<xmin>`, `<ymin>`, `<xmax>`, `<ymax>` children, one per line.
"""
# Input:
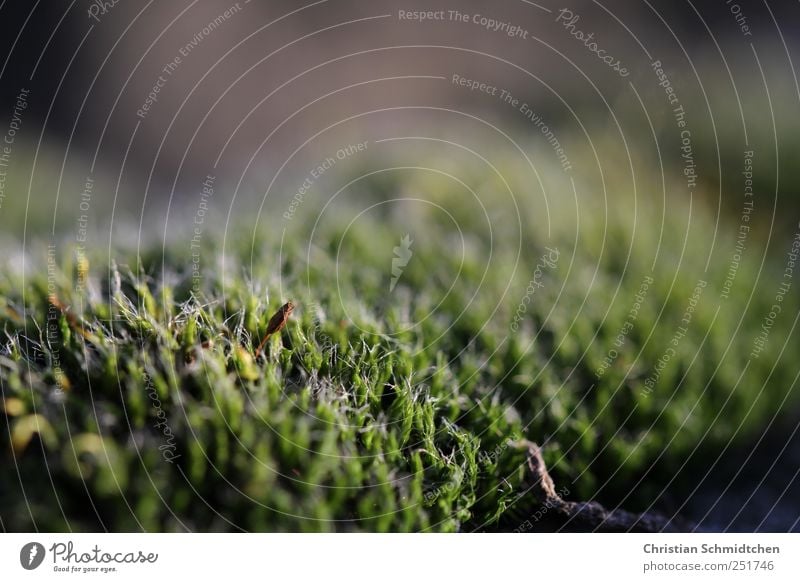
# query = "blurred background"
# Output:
<box><xmin>1</xmin><ymin>0</ymin><xmax>798</xmax><ymax>240</ymax></box>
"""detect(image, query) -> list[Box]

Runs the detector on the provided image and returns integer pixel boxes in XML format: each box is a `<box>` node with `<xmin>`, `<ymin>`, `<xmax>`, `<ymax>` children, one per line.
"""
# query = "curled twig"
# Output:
<box><xmin>516</xmin><ymin>439</ymin><xmax>689</xmax><ymax>532</ymax></box>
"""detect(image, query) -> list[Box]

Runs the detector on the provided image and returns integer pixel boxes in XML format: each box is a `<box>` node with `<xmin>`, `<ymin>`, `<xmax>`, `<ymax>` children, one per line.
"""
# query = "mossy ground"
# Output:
<box><xmin>1</xmin><ymin>171</ymin><xmax>797</xmax><ymax>532</ymax></box>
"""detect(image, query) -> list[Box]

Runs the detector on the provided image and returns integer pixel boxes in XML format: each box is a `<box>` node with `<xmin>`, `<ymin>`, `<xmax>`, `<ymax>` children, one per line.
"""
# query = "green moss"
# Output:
<box><xmin>1</xmin><ymin>177</ymin><xmax>797</xmax><ymax>531</ymax></box>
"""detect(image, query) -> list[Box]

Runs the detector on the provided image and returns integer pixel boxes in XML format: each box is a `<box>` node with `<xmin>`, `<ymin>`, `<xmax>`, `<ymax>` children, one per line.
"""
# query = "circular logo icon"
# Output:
<box><xmin>19</xmin><ymin>542</ymin><xmax>45</xmax><ymax>570</ymax></box>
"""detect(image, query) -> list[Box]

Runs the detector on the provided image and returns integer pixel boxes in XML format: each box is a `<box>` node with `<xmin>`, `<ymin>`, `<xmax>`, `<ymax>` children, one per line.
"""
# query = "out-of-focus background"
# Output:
<box><xmin>1</xmin><ymin>0</ymin><xmax>798</xmax><ymax>238</ymax></box>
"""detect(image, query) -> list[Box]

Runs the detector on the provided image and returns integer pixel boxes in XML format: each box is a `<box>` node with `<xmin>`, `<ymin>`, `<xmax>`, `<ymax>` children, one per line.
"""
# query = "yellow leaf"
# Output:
<box><xmin>1</xmin><ymin>397</ymin><xmax>25</xmax><ymax>416</ymax></box>
<box><xmin>11</xmin><ymin>414</ymin><xmax>57</xmax><ymax>455</ymax></box>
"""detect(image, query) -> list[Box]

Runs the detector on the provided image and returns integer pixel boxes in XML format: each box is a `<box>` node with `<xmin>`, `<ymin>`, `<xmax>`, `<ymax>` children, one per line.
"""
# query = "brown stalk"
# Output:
<box><xmin>254</xmin><ymin>301</ymin><xmax>294</xmax><ymax>357</ymax></box>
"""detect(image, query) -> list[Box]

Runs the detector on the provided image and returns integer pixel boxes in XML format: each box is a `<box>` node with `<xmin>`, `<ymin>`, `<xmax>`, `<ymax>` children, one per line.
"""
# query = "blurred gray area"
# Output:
<box><xmin>0</xmin><ymin>0</ymin><xmax>797</xmax><ymax>239</ymax></box>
